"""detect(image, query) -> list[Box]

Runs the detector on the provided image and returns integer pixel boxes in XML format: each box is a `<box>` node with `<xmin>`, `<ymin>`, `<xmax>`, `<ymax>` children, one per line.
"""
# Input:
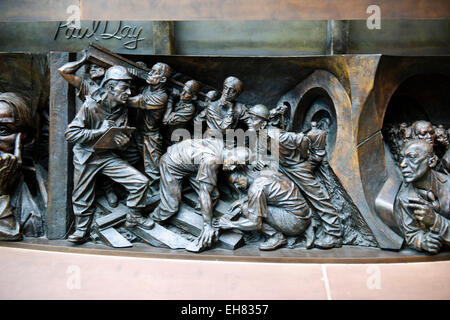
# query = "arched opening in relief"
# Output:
<box><xmin>383</xmin><ymin>73</ymin><xmax>450</xmax><ymax>127</ymax></box>
<box><xmin>382</xmin><ymin>73</ymin><xmax>450</xmax><ymax>162</ymax></box>
<box><xmin>293</xmin><ymin>90</ymin><xmax>337</xmax><ymax>156</ymax></box>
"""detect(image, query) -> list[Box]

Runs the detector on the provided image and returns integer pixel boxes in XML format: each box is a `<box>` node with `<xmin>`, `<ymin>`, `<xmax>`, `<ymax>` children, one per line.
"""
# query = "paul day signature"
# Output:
<box><xmin>54</xmin><ymin>21</ymin><xmax>145</xmax><ymax>50</ymax></box>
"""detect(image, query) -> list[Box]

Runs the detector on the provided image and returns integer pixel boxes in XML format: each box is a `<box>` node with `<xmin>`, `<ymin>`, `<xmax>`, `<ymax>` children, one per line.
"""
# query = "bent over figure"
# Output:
<box><xmin>151</xmin><ymin>138</ymin><xmax>249</xmax><ymax>250</ymax></box>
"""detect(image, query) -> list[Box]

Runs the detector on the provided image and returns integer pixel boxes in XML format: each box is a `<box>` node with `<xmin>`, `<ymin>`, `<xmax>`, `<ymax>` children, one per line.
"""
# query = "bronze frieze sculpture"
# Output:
<box><xmin>0</xmin><ymin>45</ymin><xmax>437</xmax><ymax>255</ymax></box>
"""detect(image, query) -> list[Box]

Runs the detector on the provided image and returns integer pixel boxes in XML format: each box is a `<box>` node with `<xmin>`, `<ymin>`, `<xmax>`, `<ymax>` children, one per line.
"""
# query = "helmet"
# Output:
<box><xmin>100</xmin><ymin>65</ymin><xmax>132</xmax><ymax>87</ymax></box>
<box><xmin>248</xmin><ymin>104</ymin><xmax>270</xmax><ymax>121</ymax></box>
<box><xmin>206</xmin><ymin>90</ymin><xmax>219</xmax><ymax>101</ymax></box>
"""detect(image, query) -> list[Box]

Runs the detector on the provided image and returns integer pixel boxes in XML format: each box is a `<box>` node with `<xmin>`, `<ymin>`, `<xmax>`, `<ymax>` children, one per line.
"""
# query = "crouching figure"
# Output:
<box><xmin>217</xmin><ymin>170</ymin><xmax>312</xmax><ymax>251</ymax></box>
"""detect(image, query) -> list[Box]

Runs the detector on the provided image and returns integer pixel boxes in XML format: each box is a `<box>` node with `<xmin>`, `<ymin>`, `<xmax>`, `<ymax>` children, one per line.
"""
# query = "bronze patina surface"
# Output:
<box><xmin>0</xmin><ymin>44</ymin><xmax>448</xmax><ymax>261</ymax></box>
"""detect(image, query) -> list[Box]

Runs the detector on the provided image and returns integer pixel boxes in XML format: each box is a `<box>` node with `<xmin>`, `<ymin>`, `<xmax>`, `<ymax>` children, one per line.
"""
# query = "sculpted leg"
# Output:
<box><xmin>101</xmin><ymin>155</ymin><xmax>153</xmax><ymax>229</ymax></box>
<box><xmin>151</xmin><ymin>153</ymin><xmax>183</xmax><ymax>222</ymax></box>
<box><xmin>69</xmin><ymin>160</ymin><xmax>101</xmax><ymax>244</ymax></box>
<box><xmin>143</xmin><ymin>132</ymin><xmax>163</xmax><ymax>195</ymax></box>
<box><xmin>281</xmin><ymin>163</ymin><xmax>342</xmax><ymax>248</ymax></box>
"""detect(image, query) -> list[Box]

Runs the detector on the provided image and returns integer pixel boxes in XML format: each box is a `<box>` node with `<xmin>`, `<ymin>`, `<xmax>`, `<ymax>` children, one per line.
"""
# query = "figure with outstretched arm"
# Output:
<box><xmin>58</xmin><ymin>50</ymin><xmax>106</xmax><ymax>102</ymax></box>
<box><xmin>217</xmin><ymin>170</ymin><xmax>313</xmax><ymax>251</ymax></box>
<box><xmin>127</xmin><ymin>62</ymin><xmax>171</xmax><ymax>196</ymax></box>
<box><xmin>150</xmin><ymin>138</ymin><xmax>250</xmax><ymax>251</ymax></box>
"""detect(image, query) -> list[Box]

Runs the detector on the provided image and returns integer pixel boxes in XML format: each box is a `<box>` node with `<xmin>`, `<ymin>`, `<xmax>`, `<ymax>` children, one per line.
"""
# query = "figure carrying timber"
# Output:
<box><xmin>127</xmin><ymin>62</ymin><xmax>171</xmax><ymax>196</ymax></box>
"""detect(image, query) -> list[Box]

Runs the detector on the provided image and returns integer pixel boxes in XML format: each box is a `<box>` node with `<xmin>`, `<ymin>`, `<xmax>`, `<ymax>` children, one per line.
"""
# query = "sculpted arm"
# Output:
<box><xmin>196</xmin><ymin>181</ymin><xmax>219</xmax><ymax>248</ymax></box>
<box><xmin>57</xmin><ymin>50</ymin><xmax>88</xmax><ymax>89</ymax></box>
<box><xmin>64</xmin><ymin>106</ymin><xmax>111</xmax><ymax>144</ymax></box>
<box><xmin>428</xmin><ymin>211</ymin><xmax>450</xmax><ymax>247</ymax></box>
<box><xmin>127</xmin><ymin>94</ymin><xmax>144</xmax><ymax>109</ymax></box>
<box><xmin>220</xmin><ymin>214</ymin><xmax>263</xmax><ymax>232</ymax></box>
<box><xmin>198</xmin><ymin>181</ymin><xmax>214</xmax><ymax>226</ymax></box>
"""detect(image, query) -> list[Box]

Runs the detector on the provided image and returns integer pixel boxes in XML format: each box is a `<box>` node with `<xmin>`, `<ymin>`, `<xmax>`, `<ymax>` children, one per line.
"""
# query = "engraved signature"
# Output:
<box><xmin>54</xmin><ymin>21</ymin><xmax>145</xmax><ymax>50</ymax></box>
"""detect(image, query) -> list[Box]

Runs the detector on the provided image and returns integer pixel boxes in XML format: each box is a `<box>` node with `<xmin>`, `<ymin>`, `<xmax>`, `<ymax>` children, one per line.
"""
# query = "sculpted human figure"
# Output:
<box><xmin>127</xmin><ymin>62</ymin><xmax>171</xmax><ymax>195</ymax></box>
<box><xmin>411</xmin><ymin>120</ymin><xmax>436</xmax><ymax>145</ymax></box>
<box><xmin>247</xmin><ymin>104</ymin><xmax>343</xmax><ymax>249</ymax></box>
<box><xmin>395</xmin><ymin>139</ymin><xmax>449</xmax><ymax>254</ymax></box>
<box><xmin>410</xmin><ymin>120</ymin><xmax>450</xmax><ymax>174</ymax></box>
<box><xmin>218</xmin><ymin>169</ymin><xmax>312</xmax><ymax>251</ymax></box>
<box><xmin>150</xmin><ymin>138</ymin><xmax>249</xmax><ymax>250</ymax></box>
<box><xmin>65</xmin><ymin>66</ymin><xmax>153</xmax><ymax>244</ymax></box>
<box><xmin>399</xmin><ymin>122</ymin><xmax>412</xmax><ymax>142</ymax></box>
<box><xmin>162</xmin><ymin>80</ymin><xmax>200</xmax><ymax>145</ymax></box>
<box><xmin>435</xmin><ymin>125</ymin><xmax>448</xmax><ymax>146</ymax></box>
<box><xmin>246</xmin><ymin>104</ymin><xmax>272</xmax><ymax>170</ymax></box>
<box><xmin>196</xmin><ymin>90</ymin><xmax>219</xmax><ymax>110</ymax></box>
<box><xmin>58</xmin><ymin>52</ymin><xmax>122</xmax><ymax>207</ymax></box>
<box><xmin>268</xmin><ymin>103</ymin><xmax>289</xmax><ymax>129</ymax></box>
<box><xmin>0</xmin><ymin>93</ymin><xmax>35</xmax><ymax>240</ymax></box>
<box><xmin>58</xmin><ymin>50</ymin><xmax>105</xmax><ymax>102</ymax></box>
<box><xmin>446</xmin><ymin>128</ymin><xmax>450</xmax><ymax>174</ymax></box>
<box><xmin>195</xmin><ymin>76</ymin><xmax>250</xmax><ymax>140</ymax></box>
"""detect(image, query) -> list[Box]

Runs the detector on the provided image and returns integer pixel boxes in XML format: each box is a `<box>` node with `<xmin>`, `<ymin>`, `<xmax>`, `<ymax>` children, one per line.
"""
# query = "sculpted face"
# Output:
<box><xmin>414</xmin><ymin>121</ymin><xmax>436</xmax><ymax>145</ymax></box>
<box><xmin>221</xmin><ymin>77</ymin><xmax>242</xmax><ymax>102</ymax></box>
<box><xmin>250</xmin><ymin>115</ymin><xmax>266</xmax><ymax>132</ymax></box>
<box><xmin>435</xmin><ymin>125</ymin><xmax>449</xmax><ymax>145</ymax></box>
<box><xmin>146</xmin><ymin>64</ymin><xmax>167</xmax><ymax>86</ymax></box>
<box><xmin>89</xmin><ymin>64</ymin><xmax>105</xmax><ymax>80</ymax></box>
<box><xmin>399</xmin><ymin>142</ymin><xmax>433</xmax><ymax>183</ymax></box>
<box><xmin>180</xmin><ymin>85</ymin><xmax>193</xmax><ymax>102</ymax></box>
<box><xmin>229</xmin><ymin>174</ymin><xmax>248</xmax><ymax>190</ymax></box>
<box><xmin>108</xmin><ymin>80</ymin><xmax>131</xmax><ymax>105</ymax></box>
<box><xmin>0</xmin><ymin>101</ymin><xmax>19</xmax><ymax>154</ymax></box>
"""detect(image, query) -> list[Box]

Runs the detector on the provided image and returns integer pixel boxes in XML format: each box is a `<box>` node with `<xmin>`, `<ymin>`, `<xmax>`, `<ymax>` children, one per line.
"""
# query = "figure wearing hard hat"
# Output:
<box><xmin>65</xmin><ymin>65</ymin><xmax>153</xmax><ymax>244</ymax></box>
<box><xmin>246</xmin><ymin>104</ymin><xmax>343</xmax><ymax>249</ymax></box>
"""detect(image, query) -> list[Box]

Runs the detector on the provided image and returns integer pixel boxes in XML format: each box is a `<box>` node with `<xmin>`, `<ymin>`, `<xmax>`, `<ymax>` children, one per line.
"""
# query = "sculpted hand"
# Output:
<box><xmin>407</xmin><ymin>197</ymin><xmax>437</xmax><ymax>228</ymax></box>
<box><xmin>276</xmin><ymin>104</ymin><xmax>287</xmax><ymax>114</ymax></box>
<box><xmin>113</xmin><ymin>132</ymin><xmax>131</xmax><ymax>148</ymax></box>
<box><xmin>99</xmin><ymin>120</ymin><xmax>115</xmax><ymax>134</ymax></box>
<box><xmin>421</xmin><ymin>232</ymin><xmax>442</xmax><ymax>254</ymax></box>
<box><xmin>127</xmin><ymin>67</ymin><xmax>139</xmax><ymax>78</ymax></box>
<box><xmin>254</xmin><ymin>159</ymin><xmax>267</xmax><ymax>171</ymax></box>
<box><xmin>228</xmin><ymin>199</ymin><xmax>244</xmax><ymax>215</ymax></box>
<box><xmin>80</xmin><ymin>50</ymin><xmax>88</xmax><ymax>63</ymax></box>
<box><xmin>170</xmin><ymin>88</ymin><xmax>180</xmax><ymax>98</ymax></box>
<box><xmin>196</xmin><ymin>223</ymin><xmax>218</xmax><ymax>248</ymax></box>
<box><xmin>216</xmin><ymin>216</ymin><xmax>234</xmax><ymax>230</ymax></box>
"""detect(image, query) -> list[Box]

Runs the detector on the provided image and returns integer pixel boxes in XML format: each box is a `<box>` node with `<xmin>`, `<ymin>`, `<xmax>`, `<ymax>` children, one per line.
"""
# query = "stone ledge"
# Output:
<box><xmin>1</xmin><ymin>237</ymin><xmax>449</xmax><ymax>264</ymax></box>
